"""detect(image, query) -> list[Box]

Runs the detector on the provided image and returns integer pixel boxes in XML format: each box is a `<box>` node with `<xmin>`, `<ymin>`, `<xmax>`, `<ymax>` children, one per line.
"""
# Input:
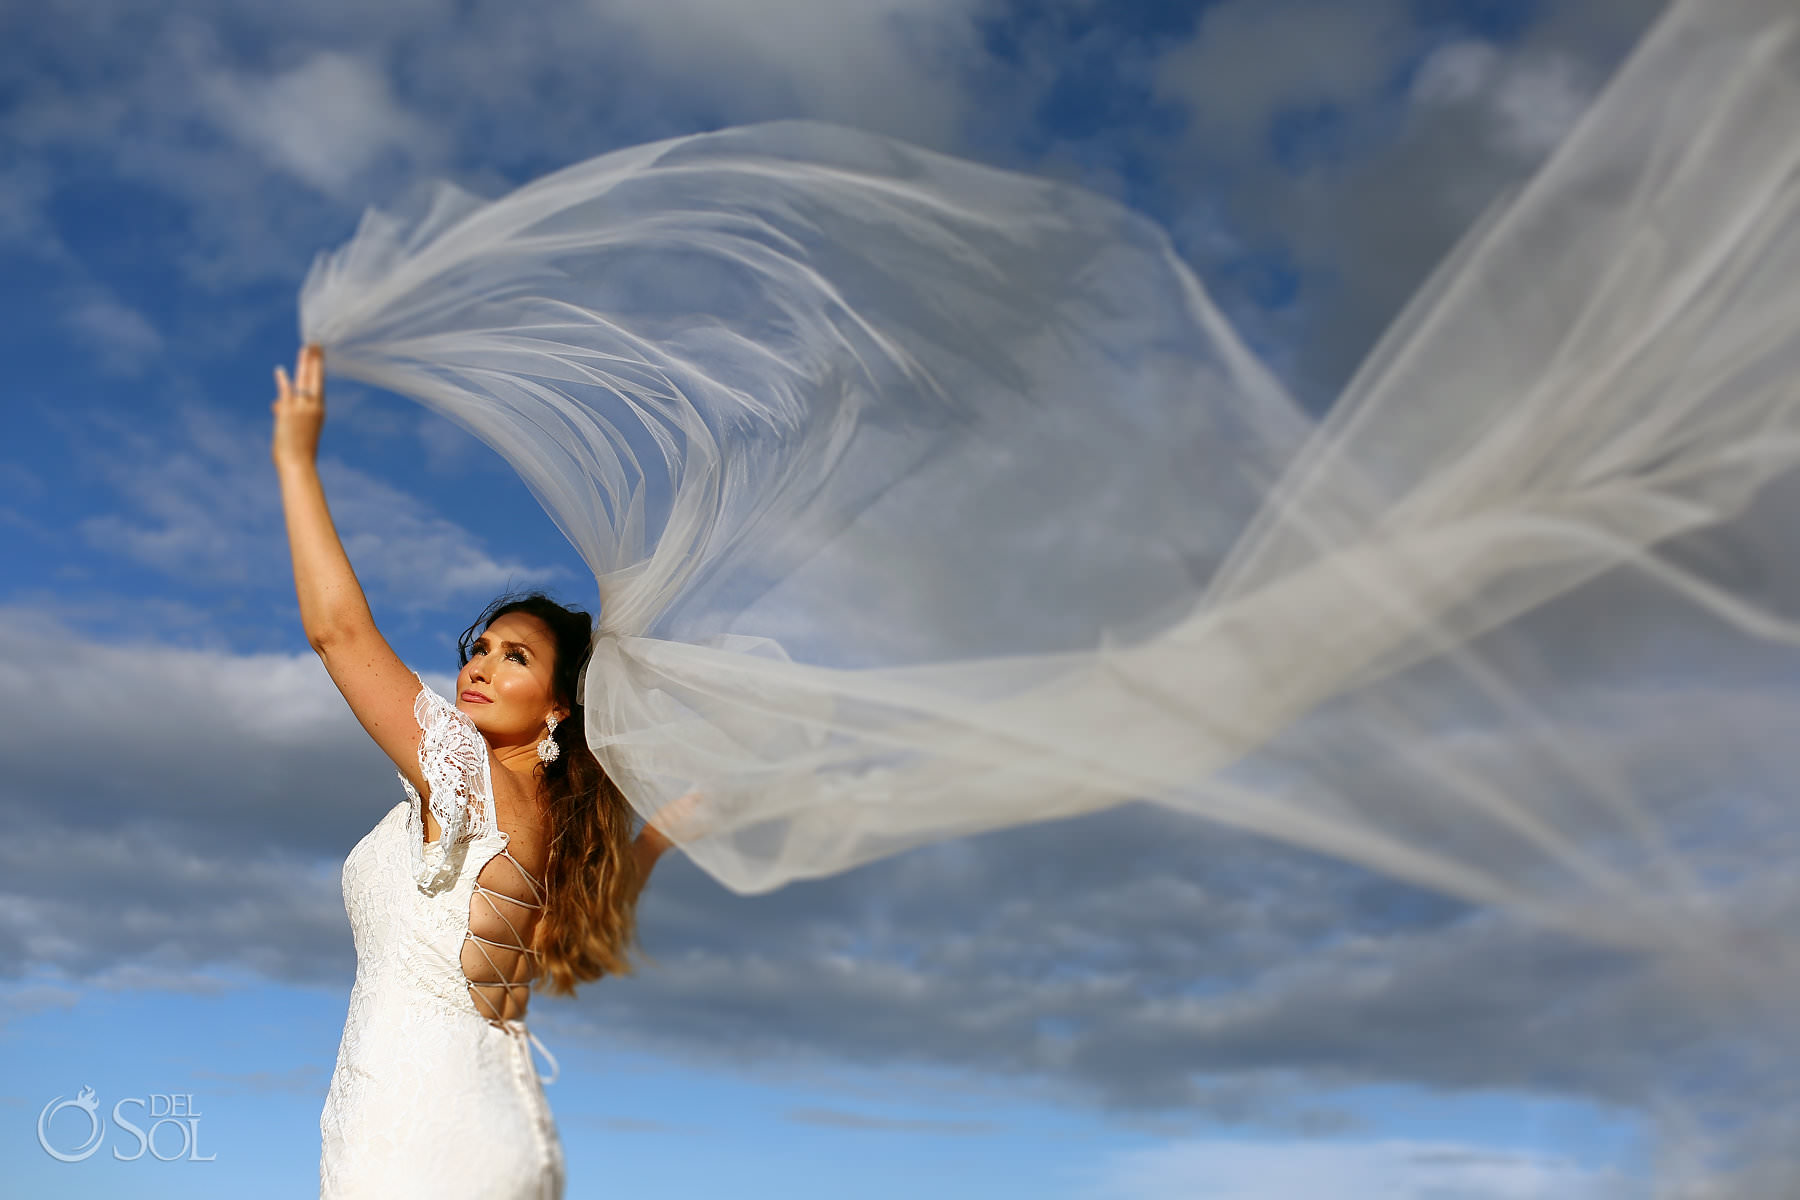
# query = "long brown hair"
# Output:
<box><xmin>457</xmin><ymin>590</ymin><xmax>645</xmax><ymax>995</ymax></box>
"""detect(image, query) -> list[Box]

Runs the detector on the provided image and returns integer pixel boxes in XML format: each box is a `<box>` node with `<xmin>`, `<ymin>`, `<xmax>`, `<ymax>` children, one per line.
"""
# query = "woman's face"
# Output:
<box><xmin>456</xmin><ymin>611</ymin><xmax>567</xmax><ymax>747</ymax></box>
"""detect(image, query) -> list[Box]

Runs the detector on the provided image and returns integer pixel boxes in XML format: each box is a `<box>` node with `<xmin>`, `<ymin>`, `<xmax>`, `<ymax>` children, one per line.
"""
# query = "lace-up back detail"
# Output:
<box><xmin>397</xmin><ymin>673</ymin><xmax>553</xmax><ymax>1028</ymax></box>
<box><xmin>462</xmin><ymin>847</ymin><xmax>548</xmax><ymax>1024</ymax></box>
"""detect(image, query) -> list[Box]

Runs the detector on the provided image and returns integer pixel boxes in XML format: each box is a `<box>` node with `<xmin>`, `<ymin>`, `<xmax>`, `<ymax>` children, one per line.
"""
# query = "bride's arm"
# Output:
<box><xmin>633</xmin><ymin>824</ymin><xmax>670</xmax><ymax>883</ymax></box>
<box><xmin>273</xmin><ymin>344</ymin><xmax>432</xmax><ymax>796</ymax></box>
<box><xmin>629</xmin><ymin>789</ymin><xmax>703</xmax><ymax>889</ymax></box>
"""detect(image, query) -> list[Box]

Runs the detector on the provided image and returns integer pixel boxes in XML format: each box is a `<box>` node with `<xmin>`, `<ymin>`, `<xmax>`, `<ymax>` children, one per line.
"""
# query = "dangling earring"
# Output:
<box><xmin>537</xmin><ymin>713</ymin><xmax>561</xmax><ymax>764</ymax></box>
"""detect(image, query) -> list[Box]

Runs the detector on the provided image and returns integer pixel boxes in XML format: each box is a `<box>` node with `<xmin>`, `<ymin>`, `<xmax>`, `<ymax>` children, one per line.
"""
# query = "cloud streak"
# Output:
<box><xmin>1082</xmin><ymin>1136</ymin><xmax>1637</xmax><ymax>1200</ymax></box>
<box><xmin>70</xmin><ymin>404</ymin><xmax>563</xmax><ymax>611</ymax></box>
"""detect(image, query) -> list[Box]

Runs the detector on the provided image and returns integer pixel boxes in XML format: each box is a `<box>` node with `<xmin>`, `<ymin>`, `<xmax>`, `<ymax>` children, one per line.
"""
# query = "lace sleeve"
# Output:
<box><xmin>397</xmin><ymin>672</ymin><xmax>496</xmax><ymax>894</ymax></box>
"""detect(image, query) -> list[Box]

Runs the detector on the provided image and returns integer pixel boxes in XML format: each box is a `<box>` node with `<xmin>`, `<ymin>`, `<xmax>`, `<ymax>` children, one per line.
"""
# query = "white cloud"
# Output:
<box><xmin>1084</xmin><ymin>1137</ymin><xmax>1640</xmax><ymax>1200</ymax></box>
<box><xmin>1412</xmin><ymin>42</ymin><xmax>1597</xmax><ymax>160</ymax></box>
<box><xmin>1152</xmin><ymin>0</ymin><xmax>1412</xmax><ymax>153</ymax></box>
<box><xmin>197</xmin><ymin>49</ymin><xmax>446</xmax><ymax>198</ymax></box>
<box><xmin>413</xmin><ymin>410</ymin><xmax>489</xmax><ymax>476</ymax></box>
<box><xmin>0</xmin><ymin>982</ymin><xmax>81</xmax><ymax>1029</ymax></box>
<box><xmin>3</xmin><ymin>0</ymin><xmax>1000</xmax><ymax>300</ymax></box>
<box><xmin>3</xmin><ymin>10</ymin><xmax>459</xmax><ymax>298</ymax></box>
<box><xmin>1135</xmin><ymin>0</ymin><xmax>1665</xmax><ymax>399</ymax></box>
<box><xmin>0</xmin><ymin>617</ymin><xmax>379</xmax><ymax>981</ymax></box>
<box><xmin>0</xmin><ymin>159</ymin><xmax>66</xmax><ymax>260</ymax></box>
<box><xmin>590</xmin><ymin>0</ymin><xmax>994</xmax><ymax>149</ymax></box>
<box><xmin>72</xmin><ymin>403</ymin><xmax>564</xmax><ymax>610</ymax></box>
<box><xmin>323</xmin><ymin>460</ymin><xmax>567</xmax><ymax>602</ymax></box>
<box><xmin>62</xmin><ymin>291</ymin><xmax>165</xmax><ymax>378</ymax></box>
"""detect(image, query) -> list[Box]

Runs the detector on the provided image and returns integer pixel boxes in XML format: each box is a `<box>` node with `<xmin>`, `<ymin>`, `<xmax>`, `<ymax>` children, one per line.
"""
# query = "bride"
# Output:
<box><xmin>273</xmin><ymin>343</ymin><xmax>679</xmax><ymax>1198</ymax></box>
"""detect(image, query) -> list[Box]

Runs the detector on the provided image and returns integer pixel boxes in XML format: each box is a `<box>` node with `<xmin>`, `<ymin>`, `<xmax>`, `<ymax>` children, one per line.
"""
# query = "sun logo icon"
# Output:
<box><xmin>37</xmin><ymin>1084</ymin><xmax>105</xmax><ymax>1162</ymax></box>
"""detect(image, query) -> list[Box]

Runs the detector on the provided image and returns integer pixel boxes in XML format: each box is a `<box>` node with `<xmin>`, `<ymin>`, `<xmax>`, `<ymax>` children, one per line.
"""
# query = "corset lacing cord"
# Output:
<box><xmin>464</xmin><ymin>846</ymin><xmax>558</xmax><ymax>1084</ymax></box>
<box><xmin>508</xmin><ymin>1025</ymin><xmax>559</xmax><ymax>1086</ymax></box>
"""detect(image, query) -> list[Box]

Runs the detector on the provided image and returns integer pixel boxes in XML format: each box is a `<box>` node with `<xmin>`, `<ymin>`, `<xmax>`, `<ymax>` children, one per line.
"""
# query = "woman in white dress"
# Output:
<box><xmin>272</xmin><ymin>343</ymin><xmax>677</xmax><ymax>1198</ymax></box>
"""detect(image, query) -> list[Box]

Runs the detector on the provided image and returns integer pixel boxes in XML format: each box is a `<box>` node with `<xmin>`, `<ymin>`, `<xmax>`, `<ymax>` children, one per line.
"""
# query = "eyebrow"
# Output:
<box><xmin>473</xmin><ymin>637</ymin><xmax>535</xmax><ymax>654</ymax></box>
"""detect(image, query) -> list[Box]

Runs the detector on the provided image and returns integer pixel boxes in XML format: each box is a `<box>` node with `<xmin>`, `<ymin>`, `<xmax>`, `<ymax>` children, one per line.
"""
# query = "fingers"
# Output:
<box><xmin>273</xmin><ymin>348</ymin><xmax>324</xmax><ymax>404</ymax></box>
<box><xmin>655</xmin><ymin>790</ymin><xmax>708</xmax><ymax>841</ymax></box>
<box><xmin>299</xmin><ymin>343</ymin><xmax>323</xmax><ymax>396</ymax></box>
<box><xmin>271</xmin><ymin>350</ymin><xmax>326</xmax><ymax>464</ymax></box>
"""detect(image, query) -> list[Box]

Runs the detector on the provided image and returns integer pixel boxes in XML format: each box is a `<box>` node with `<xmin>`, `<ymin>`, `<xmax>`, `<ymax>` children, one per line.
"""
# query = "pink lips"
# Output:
<box><xmin>460</xmin><ymin>691</ymin><xmax>492</xmax><ymax>703</ymax></box>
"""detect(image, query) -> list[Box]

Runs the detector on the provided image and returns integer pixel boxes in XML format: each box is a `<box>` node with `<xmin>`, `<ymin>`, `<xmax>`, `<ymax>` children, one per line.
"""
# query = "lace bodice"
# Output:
<box><xmin>396</xmin><ymin>675</ymin><xmax>550</xmax><ymax>1025</ymax></box>
<box><xmin>320</xmin><ymin>674</ymin><xmax>564</xmax><ymax>1197</ymax></box>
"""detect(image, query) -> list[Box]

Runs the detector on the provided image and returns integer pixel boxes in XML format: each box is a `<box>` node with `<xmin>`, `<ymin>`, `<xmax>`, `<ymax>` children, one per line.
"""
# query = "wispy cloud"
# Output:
<box><xmin>568</xmin><ymin>1113</ymin><xmax>702</xmax><ymax>1134</ymax></box>
<box><xmin>0</xmin><ymin>982</ymin><xmax>81</xmax><ymax>1030</ymax></box>
<box><xmin>196</xmin><ymin>48</ymin><xmax>447</xmax><ymax>200</ymax></box>
<box><xmin>0</xmin><ymin>158</ymin><xmax>66</xmax><ymax>260</ymax></box>
<box><xmin>1082</xmin><ymin>1137</ymin><xmax>1639</xmax><ymax>1200</ymax></box>
<box><xmin>61</xmin><ymin>288</ymin><xmax>165</xmax><ymax>378</ymax></box>
<box><xmin>188</xmin><ymin>1063</ymin><xmax>327</xmax><ymax>1097</ymax></box>
<box><xmin>71</xmin><ymin>403</ymin><xmax>563</xmax><ymax>611</ymax></box>
<box><xmin>1410</xmin><ymin>41</ymin><xmax>1596</xmax><ymax>159</ymax></box>
<box><xmin>1</xmin><ymin>0</ymin><xmax>996</xmax><ymax>304</ymax></box>
<box><xmin>1151</xmin><ymin>0</ymin><xmax>1415</xmax><ymax>158</ymax></box>
<box><xmin>595</xmin><ymin>0</ymin><xmax>994</xmax><ymax>149</ymax></box>
<box><xmin>1134</xmin><ymin>0</ymin><xmax>1664</xmax><ymax>398</ymax></box>
<box><xmin>785</xmin><ymin>1106</ymin><xmax>997</xmax><ymax>1134</ymax></box>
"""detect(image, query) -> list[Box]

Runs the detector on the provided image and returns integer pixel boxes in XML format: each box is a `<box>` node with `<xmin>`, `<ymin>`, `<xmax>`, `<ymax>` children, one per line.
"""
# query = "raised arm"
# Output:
<box><xmin>272</xmin><ymin>344</ymin><xmax>430</xmax><ymax>795</ymax></box>
<box><xmin>628</xmin><ymin>788</ymin><xmax>704</xmax><ymax>896</ymax></box>
<box><xmin>632</xmin><ymin>824</ymin><xmax>671</xmax><ymax>890</ymax></box>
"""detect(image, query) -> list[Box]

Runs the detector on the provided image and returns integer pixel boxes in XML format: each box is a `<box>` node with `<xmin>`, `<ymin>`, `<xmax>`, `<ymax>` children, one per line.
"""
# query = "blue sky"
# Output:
<box><xmin>0</xmin><ymin>0</ymin><xmax>1688</xmax><ymax>1196</ymax></box>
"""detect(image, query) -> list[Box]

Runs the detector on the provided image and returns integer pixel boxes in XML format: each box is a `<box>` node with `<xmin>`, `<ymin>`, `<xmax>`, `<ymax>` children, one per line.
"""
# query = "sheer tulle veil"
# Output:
<box><xmin>301</xmin><ymin>0</ymin><xmax>1800</xmax><ymax>1189</ymax></box>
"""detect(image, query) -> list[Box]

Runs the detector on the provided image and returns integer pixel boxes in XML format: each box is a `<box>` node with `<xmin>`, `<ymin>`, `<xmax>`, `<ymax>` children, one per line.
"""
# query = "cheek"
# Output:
<box><xmin>497</xmin><ymin>671</ymin><xmax>540</xmax><ymax>706</ymax></box>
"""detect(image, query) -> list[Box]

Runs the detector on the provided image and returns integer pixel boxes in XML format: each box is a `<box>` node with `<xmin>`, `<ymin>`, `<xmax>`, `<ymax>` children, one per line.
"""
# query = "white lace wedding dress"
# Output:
<box><xmin>319</xmin><ymin>676</ymin><xmax>565</xmax><ymax>1198</ymax></box>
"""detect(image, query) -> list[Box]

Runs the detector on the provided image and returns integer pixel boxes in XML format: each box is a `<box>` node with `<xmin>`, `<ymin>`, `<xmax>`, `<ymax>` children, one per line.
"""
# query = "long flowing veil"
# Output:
<box><xmin>300</xmin><ymin>0</ymin><xmax>1800</xmax><ymax>1190</ymax></box>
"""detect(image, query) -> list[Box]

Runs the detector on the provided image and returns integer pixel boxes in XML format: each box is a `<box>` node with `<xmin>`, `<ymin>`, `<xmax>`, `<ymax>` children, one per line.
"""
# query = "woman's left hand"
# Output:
<box><xmin>271</xmin><ymin>344</ymin><xmax>327</xmax><ymax>468</ymax></box>
<box><xmin>649</xmin><ymin>789</ymin><xmax>709</xmax><ymax>845</ymax></box>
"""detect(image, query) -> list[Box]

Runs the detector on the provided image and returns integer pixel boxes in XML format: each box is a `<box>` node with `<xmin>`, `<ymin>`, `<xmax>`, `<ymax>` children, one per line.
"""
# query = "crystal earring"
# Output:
<box><xmin>537</xmin><ymin>713</ymin><xmax>561</xmax><ymax>763</ymax></box>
